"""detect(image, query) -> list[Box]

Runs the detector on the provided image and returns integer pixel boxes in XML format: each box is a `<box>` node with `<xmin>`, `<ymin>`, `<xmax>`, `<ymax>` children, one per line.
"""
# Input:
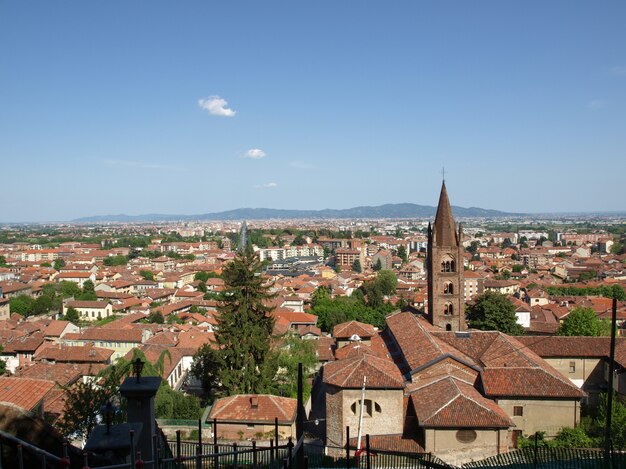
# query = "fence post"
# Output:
<box><xmin>287</xmin><ymin>437</ymin><xmax>293</xmax><ymax>469</ymax></box>
<box><xmin>270</xmin><ymin>439</ymin><xmax>274</xmax><ymax>463</ymax></box>
<box><xmin>153</xmin><ymin>434</ymin><xmax>159</xmax><ymax>469</ymax></box>
<box><xmin>214</xmin><ymin>418</ymin><xmax>219</xmax><ymax>469</ymax></box>
<box><xmin>82</xmin><ymin>452</ymin><xmax>89</xmax><ymax>469</ymax></box>
<box><xmin>275</xmin><ymin>417</ymin><xmax>279</xmax><ymax>460</ymax></box>
<box><xmin>346</xmin><ymin>426</ymin><xmax>350</xmax><ymax>469</ymax></box>
<box><xmin>196</xmin><ymin>418</ymin><xmax>203</xmax><ymax>469</ymax></box>
<box><xmin>365</xmin><ymin>435</ymin><xmax>370</xmax><ymax>469</ymax></box>
<box><xmin>233</xmin><ymin>443</ymin><xmax>238</xmax><ymax>469</ymax></box>
<box><xmin>0</xmin><ymin>435</ymin><xmax>3</xmax><ymax>469</ymax></box>
<box><xmin>252</xmin><ymin>440</ymin><xmax>257</xmax><ymax>469</ymax></box>
<box><xmin>176</xmin><ymin>430</ymin><xmax>182</xmax><ymax>469</ymax></box>
<box><xmin>17</xmin><ymin>444</ymin><xmax>24</xmax><ymax>469</ymax></box>
<box><xmin>130</xmin><ymin>430</ymin><xmax>136</xmax><ymax>469</ymax></box>
<box><xmin>533</xmin><ymin>432</ymin><xmax>538</xmax><ymax>469</ymax></box>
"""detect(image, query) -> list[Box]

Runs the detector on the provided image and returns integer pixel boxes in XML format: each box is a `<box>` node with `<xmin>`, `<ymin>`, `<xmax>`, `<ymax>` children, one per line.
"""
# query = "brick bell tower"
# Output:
<box><xmin>427</xmin><ymin>181</ymin><xmax>466</xmax><ymax>331</ymax></box>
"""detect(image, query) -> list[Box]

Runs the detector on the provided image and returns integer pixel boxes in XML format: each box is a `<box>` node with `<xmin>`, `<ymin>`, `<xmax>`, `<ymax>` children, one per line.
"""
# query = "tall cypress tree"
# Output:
<box><xmin>193</xmin><ymin>246</ymin><xmax>276</xmax><ymax>397</ymax></box>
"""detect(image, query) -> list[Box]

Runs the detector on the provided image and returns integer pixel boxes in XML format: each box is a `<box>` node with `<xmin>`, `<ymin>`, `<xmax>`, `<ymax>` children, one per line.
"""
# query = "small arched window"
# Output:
<box><xmin>440</xmin><ymin>255</ymin><xmax>456</xmax><ymax>273</ymax></box>
<box><xmin>444</xmin><ymin>303</ymin><xmax>454</xmax><ymax>316</ymax></box>
<box><xmin>444</xmin><ymin>282</ymin><xmax>454</xmax><ymax>294</ymax></box>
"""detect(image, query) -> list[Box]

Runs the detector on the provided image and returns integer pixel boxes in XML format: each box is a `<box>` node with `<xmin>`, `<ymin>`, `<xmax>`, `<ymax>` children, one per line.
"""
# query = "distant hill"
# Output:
<box><xmin>72</xmin><ymin>204</ymin><xmax>524</xmax><ymax>223</ymax></box>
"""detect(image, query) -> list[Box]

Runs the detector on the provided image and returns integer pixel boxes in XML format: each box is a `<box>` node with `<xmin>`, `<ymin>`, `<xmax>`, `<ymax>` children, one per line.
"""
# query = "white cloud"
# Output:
<box><xmin>290</xmin><ymin>160</ymin><xmax>317</xmax><ymax>170</ymax></box>
<box><xmin>197</xmin><ymin>95</ymin><xmax>236</xmax><ymax>117</ymax></box>
<box><xmin>610</xmin><ymin>66</ymin><xmax>626</xmax><ymax>77</ymax></box>
<box><xmin>587</xmin><ymin>99</ymin><xmax>605</xmax><ymax>110</ymax></box>
<box><xmin>254</xmin><ymin>182</ymin><xmax>278</xmax><ymax>189</ymax></box>
<box><xmin>245</xmin><ymin>148</ymin><xmax>267</xmax><ymax>159</ymax></box>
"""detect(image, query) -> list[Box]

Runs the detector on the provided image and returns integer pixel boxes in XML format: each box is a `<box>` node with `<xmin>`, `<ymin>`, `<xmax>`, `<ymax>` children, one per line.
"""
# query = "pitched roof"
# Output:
<box><xmin>481</xmin><ymin>367</ymin><xmax>585</xmax><ymax>398</ymax></box>
<box><xmin>332</xmin><ymin>320</ymin><xmax>376</xmax><ymax>339</ymax></box>
<box><xmin>409</xmin><ymin>377</ymin><xmax>513</xmax><ymax>428</ymax></box>
<box><xmin>516</xmin><ymin>336</ymin><xmax>614</xmax><ymax>358</ymax></box>
<box><xmin>323</xmin><ymin>353</ymin><xmax>404</xmax><ymax>389</ymax></box>
<box><xmin>209</xmin><ymin>394</ymin><xmax>297</xmax><ymax>424</ymax></box>
<box><xmin>0</xmin><ymin>377</ymin><xmax>56</xmax><ymax>411</ymax></box>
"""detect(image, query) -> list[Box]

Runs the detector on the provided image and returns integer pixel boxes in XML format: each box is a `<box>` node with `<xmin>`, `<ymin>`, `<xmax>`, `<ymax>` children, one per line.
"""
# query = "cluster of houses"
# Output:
<box><xmin>1</xmin><ymin>185</ymin><xmax>626</xmax><ymax>464</ymax></box>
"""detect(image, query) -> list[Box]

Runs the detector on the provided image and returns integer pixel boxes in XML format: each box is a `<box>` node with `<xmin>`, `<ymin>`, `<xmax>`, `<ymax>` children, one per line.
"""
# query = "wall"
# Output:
<box><xmin>424</xmin><ymin>428</ymin><xmax>508</xmax><ymax>466</ymax></box>
<box><xmin>497</xmin><ymin>398</ymin><xmax>579</xmax><ymax>438</ymax></box>
<box><xmin>326</xmin><ymin>385</ymin><xmax>403</xmax><ymax>448</ymax></box>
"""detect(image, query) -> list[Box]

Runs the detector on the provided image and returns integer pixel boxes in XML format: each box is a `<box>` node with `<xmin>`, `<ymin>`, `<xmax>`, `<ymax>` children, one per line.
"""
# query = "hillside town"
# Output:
<box><xmin>1</xmin><ymin>183</ymin><xmax>626</xmax><ymax>466</ymax></box>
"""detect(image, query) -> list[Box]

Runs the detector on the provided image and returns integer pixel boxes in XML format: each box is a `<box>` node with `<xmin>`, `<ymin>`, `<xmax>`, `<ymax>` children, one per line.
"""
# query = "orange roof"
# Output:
<box><xmin>0</xmin><ymin>377</ymin><xmax>56</xmax><ymax>411</ymax></box>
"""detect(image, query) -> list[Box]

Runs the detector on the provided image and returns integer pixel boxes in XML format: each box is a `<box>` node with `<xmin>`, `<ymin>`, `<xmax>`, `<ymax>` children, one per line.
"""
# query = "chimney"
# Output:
<box><xmin>250</xmin><ymin>396</ymin><xmax>259</xmax><ymax>409</ymax></box>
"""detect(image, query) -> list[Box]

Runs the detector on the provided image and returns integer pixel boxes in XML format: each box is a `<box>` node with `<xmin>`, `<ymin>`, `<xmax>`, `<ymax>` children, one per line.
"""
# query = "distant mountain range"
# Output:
<box><xmin>72</xmin><ymin>203</ymin><xmax>525</xmax><ymax>223</ymax></box>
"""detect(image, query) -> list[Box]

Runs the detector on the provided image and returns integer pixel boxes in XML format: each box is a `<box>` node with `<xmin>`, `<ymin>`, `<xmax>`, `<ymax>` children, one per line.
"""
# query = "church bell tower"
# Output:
<box><xmin>427</xmin><ymin>181</ymin><xmax>466</xmax><ymax>331</ymax></box>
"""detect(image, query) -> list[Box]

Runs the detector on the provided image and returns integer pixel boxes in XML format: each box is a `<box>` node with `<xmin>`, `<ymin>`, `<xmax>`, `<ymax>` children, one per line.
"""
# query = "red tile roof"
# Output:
<box><xmin>409</xmin><ymin>377</ymin><xmax>513</xmax><ymax>428</ymax></box>
<box><xmin>0</xmin><ymin>377</ymin><xmax>56</xmax><ymax>411</ymax></box>
<box><xmin>324</xmin><ymin>354</ymin><xmax>404</xmax><ymax>389</ymax></box>
<box><xmin>332</xmin><ymin>320</ymin><xmax>376</xmax><ymax>339</ymax></box>
<box><xmin>209</xmin><ymin>394</ymin><xmax>297</xmax><ymax>424</ymax></box>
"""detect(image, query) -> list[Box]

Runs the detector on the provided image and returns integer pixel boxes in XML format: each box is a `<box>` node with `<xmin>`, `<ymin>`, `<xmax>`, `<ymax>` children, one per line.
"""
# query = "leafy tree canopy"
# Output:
<box><xmin>466</xmin><ymin>291</ymin><xmax>524</xmax><ymax>335</ymax></box>
<box><xmin>558</xmin><ymin>307</ymin><xmax>611</xmax><ymax>336</ymax></box>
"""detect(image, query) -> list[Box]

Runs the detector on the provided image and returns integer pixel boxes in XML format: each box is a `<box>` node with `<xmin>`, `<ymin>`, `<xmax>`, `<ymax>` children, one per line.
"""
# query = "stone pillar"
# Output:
<box><xmin>119</xmin><ymin>376</ymin><xmax>161</xmax><ymax>465</ymax></box>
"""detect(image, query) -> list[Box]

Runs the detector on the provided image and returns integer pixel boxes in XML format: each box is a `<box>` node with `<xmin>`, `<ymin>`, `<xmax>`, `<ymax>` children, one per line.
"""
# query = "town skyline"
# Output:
<box><xmin>2</xmin><ymin>1</ymin><xmax>626</xmax><ymax>221</ymax></box>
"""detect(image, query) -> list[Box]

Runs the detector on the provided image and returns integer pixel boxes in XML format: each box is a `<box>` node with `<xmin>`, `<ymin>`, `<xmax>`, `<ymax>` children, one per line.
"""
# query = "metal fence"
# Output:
<box><xmin>4</xmin><ymin>429</ymin><xmax>626</xmax><ymax>469</ymax></box>
<box><xmin>461</xmin><ymin>447</ymin><xmax>626</xmax><ymax>469</ymax></box>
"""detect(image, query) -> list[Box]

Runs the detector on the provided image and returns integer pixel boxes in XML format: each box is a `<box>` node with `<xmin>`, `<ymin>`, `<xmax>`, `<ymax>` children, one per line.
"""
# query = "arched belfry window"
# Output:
<box><xmin>440</xmin><ymin>255</ymin><xmax>456</xmax><ymax>273</ymax></box>
<box><xmin>444</xmin><ymin>282</ymin><xmax>454</xmax><ymax>294</ymax></box>
<box><xmin>444</xmin><ymin>303</ymin><xmax>454</xmax><ymax>316</ymax></box>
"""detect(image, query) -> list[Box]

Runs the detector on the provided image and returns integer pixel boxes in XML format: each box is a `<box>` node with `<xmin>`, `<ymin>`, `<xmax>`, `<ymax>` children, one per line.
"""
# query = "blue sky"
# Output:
<box><xmin>1</xmin><ymin>1</ymin><xmax>625</xmax><ymax>222</ymax></box>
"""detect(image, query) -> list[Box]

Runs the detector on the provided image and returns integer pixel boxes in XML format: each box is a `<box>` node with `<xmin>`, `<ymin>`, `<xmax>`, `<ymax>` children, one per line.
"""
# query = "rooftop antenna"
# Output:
<box><xmin>441</xmin><ymin>166</ymin><xmax>446</xmax><ymax>183</ymax></box>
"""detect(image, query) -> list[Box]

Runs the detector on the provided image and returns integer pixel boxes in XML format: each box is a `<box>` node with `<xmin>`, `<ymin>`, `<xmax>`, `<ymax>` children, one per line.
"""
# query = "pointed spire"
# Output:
<box><xmin>433</xmin><ymin>181</ymin><xmax>458</xmax><ymax>247</ymax></box>
<box><xmin>238</xmin><ymin>220</ymin><xmax>248</xmax><ymax>253</ymax></box>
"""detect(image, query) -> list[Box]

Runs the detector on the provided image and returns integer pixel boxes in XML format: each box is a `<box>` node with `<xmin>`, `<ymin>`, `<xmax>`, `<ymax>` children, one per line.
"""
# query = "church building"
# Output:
<box><xmin>427</xmin><ymin>181</ymin><xmax>466</xmax><ymax>331</ymax></box>
<box><xmin>321</xmin><ymin>182</ymin><xmax>585</xmax><ymax>466</ymax></box>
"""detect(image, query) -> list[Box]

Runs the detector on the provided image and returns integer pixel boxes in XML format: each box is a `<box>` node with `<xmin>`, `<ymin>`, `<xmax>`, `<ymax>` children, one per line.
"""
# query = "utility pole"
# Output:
<box><xmin>356</xmin><ymin>376</ymin><xmax>367</xmax><ymax>452</ymax></box>
<box><xmin>604</xmin><ymin>296</ymin><xmax>618</xmax><ymax>466</ymax></box>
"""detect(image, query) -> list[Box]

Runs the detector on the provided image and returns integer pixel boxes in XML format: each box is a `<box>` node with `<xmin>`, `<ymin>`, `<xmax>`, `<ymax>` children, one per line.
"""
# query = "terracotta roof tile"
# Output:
<box><xmin>209</xmin><ymin>394</ymin><xmax>297</xmax><ymax>424</ymax></box>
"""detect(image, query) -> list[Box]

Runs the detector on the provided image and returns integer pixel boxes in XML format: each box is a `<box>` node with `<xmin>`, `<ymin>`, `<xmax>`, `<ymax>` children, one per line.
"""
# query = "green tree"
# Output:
<box><xmin>558</xmin><ymin>307</ymin><xmax>611</xmax><ymax>336</ymax></box>
<box><xmin>53</xmin><ymin>258</ymin><xmax>66</xmax><ymax>271</ymax></box>
<box><xmin>269</xmin><ymin>335</ymin><xmax>318</xmax><ymax>399</ymax></box>
<box><xmin>64</xmin><ymin>307</ymin><xmax>80</xmax><ymax>324</ymax></box>
<box><xmin>292</xmin><ymin>234</ymin><xmax>306</xmax><ymax>246</ymax></box>
<box><xmin>596</xmin><ymin>392</ymin><xmax>626</xmax><ymax>449</ymax></box>
<box><xmin>103</xmin><ymin>255</ymin><xmax>128</xmax><ymax>266</ymax></box>
<box><xmin>611</xmin><ymin>241</ymin><xmax>624</xmax><ymax>255</ymax></box>
<box><xmin>76</xmin><ymin>280</ymin><xmax>97</xmax><ymax>301</ymax></box>
<box><xmin>397</xmin><ymin>245</ymin><xmax>408</xmax><ymax>263</ymax></box>
<box><xmin>373</xmin><ymin>258</ymin><xmax>383</xmax><ymax>271</ymax></box>
<box><xmin>0</xmin><ymin>255</ymin><xmax>8</xmax><ymax>267</ymax></box>
<box><xmin>377</xmin><ymin>270</ymin><xmax>398</xmax><ymax>296</ymax></box>
<box><xmin>147</xmin><ymin>310</ymin><xmax>165</xmax><ymax>324</ymax></box>
<box><xmin>59</xmin><ymin>281</ymin><xmax>81</xmax><ymax>298</ymax></box>
<box><xmin>191</xmin><ymin>247</ymin><xmax>276</xmax><ymax>398</ymax></box>
<box><xmin>9</xmin><ymin>294</ymin><xmax>35</xmax><ymax>316</ymax></box>
<box><xmin>466</xmin><ymin>291</ymin><xmax>524</xmax><ymax>335</ymax></box>
<box><xmin>351</xmin><ymin>259</ymin><xmax>362</xmax><ymax>273</ymax></box>
<box><xmin>139</xmin><ymin>270</ymin><xmax>155</xmax><ymax>281</ymax></box>
<box><xmin>311</xmin><ymin>286</ymin><xmax>330</xmax><ymax>307</ymax></box>
<box><xmin>57</xmin><ymin>370</ymin><xmax>121</xmax><ymax>441</ymax></box>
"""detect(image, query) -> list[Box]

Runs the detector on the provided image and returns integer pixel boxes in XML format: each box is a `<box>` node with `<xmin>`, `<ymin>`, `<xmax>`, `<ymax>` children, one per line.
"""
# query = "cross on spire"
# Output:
<box><xmin>441</xmin><ymin>167</ymin><xmax>446</xmax><ymax>182</ymax></box>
